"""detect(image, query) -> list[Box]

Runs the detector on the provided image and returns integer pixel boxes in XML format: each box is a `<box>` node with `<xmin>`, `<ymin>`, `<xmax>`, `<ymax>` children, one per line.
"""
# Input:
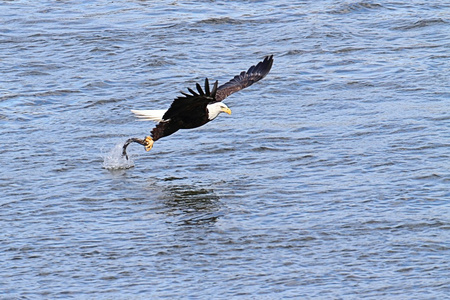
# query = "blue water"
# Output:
<box><xmin>1</xmin><ymin>1</ymin><xmax>449</xmax><ymax>298</ymax></box>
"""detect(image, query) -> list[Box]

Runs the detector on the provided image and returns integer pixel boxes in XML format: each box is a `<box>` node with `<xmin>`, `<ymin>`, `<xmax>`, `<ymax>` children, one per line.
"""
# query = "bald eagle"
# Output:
<box><xmin>122</xmin><ymin>55</ymin><xmax>273</xmax><ymax>159</ymax></box>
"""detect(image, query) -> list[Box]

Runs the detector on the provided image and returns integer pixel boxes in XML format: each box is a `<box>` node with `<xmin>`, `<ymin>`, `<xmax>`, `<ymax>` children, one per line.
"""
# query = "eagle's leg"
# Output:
<box><xmin>122</xmin><ymin>136</ymin><xmax>154</xmax><ymax>159</ymax></box>
<box><xmin>144</xmin><ymin>136</ymin><xmax>154</xmax><ymax>151</ymax></box>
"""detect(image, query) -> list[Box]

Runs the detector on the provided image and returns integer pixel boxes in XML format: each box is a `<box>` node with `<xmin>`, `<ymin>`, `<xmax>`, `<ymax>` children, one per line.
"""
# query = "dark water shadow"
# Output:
<box><xmin>155</xmin><ymin>181</ymin><xmax>224</xmax><ymax>226</ymax></box>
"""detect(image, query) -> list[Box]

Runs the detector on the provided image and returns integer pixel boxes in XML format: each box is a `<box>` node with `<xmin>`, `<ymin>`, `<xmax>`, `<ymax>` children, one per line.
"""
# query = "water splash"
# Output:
<box><xmin>102</xmin><ymin>142</ymin><xmax>135</xmax><ymax>170</ymax></box>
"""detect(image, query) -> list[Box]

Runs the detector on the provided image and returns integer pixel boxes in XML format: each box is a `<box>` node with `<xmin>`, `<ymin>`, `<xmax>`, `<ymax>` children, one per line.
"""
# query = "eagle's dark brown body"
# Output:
<box><xmin>151</xmin><ymin>80</ymin><xmax>219</xmax><ymax>141</ymax></box>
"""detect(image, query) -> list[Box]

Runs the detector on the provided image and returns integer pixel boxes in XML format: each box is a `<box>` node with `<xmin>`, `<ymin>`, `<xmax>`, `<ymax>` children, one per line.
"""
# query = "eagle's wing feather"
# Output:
<box><xmin>162</xmin><ymin>78</ymin><xmax>218</xmax><ymax>121</ymax></box>
<box><xmin>215</xmin><ymin>55</ymin><xmax>273</xmax><ymax>102</ymax></box>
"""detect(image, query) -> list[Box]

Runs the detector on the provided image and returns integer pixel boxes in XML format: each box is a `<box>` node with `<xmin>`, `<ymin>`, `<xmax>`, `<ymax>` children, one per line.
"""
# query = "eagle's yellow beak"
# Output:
<box><xmin>222</xmin><ymin>107</ymin><xmax>232</xmax><ymax>115</ymax></box>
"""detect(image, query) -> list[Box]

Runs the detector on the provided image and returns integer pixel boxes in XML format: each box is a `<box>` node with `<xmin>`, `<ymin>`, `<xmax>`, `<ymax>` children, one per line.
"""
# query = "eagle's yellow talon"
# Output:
<box><xmin>144</xmin><ymin>136</ymin><xmax>154</xmax><ymax>151</ymax></box>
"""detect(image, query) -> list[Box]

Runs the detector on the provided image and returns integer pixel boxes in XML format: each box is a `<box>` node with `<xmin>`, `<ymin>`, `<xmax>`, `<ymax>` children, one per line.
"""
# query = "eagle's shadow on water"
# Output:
<box><xmin>154</xmin><ymin>180</ymin><xmax>224</xmax><ymax>226</ymax></box>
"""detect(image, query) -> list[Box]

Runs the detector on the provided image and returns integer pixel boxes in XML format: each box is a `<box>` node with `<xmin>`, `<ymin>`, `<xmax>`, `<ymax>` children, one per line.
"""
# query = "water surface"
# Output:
<box><xmin>1</xmin><ymin>0</ymin><xmax>449</xmax><ymax>298</ymax></box>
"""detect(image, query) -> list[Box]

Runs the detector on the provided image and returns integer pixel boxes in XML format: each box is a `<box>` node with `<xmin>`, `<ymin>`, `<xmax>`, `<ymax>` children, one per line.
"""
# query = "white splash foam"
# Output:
<box><xmin>102</xmin><ymin>142</ymin><xmax>135</xmax><ymax>170</ymax></box>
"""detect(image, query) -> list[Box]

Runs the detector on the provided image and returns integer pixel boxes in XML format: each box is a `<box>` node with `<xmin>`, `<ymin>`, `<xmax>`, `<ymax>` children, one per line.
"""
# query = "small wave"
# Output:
<box><xmin>393</xmin><ymin>18</ymin><xmax>447</xmax><ymax>30</ymax></box>
<box><xmin>198</xmin><ymin>17</ymin><xmax>245</xmax><ymax>25</ymax></box>
<box><xmin>0</xmin><ymin>89</ymin><xmax>80</xmax><ymax>101</ymax></box>
<box><xmin>197</xmin><ymin>17</ymin><xmax>274</xmax><ymax>26</ymax></box>
<box><xmin>102</xmin><ymin>142</ymin><xmax>135</xmax><ymax>170</ymax></box>
<box><xmin>285</xmin><ymin>49</ymin><xmax>309</xmax><ymax>56</ymax></box>
<box><xmin>329</xmin><ymin>2</ymin><xmax>383</xmax><ymax>14</ymax></box>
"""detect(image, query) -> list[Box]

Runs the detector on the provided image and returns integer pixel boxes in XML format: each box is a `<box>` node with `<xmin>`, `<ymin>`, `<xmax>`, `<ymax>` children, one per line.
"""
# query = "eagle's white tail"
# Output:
<box><xmin>131</xmin><ymin>109</ymin><xmax>167</xmax><ymax>122</ymax></box>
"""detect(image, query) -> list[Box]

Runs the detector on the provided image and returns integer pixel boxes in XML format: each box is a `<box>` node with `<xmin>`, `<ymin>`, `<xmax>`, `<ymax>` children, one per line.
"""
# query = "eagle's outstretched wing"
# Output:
<box><xmin>215</xmin><ymin>55</ymin><xmax>273</xmax><ymax>102</ymax></box>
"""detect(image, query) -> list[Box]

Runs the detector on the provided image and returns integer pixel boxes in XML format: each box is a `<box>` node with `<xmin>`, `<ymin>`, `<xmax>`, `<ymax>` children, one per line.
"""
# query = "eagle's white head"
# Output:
<box><xmin>207</xmin><ymin>102</ymin><xmax>232</xmax><ymax>121</ymax></box>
